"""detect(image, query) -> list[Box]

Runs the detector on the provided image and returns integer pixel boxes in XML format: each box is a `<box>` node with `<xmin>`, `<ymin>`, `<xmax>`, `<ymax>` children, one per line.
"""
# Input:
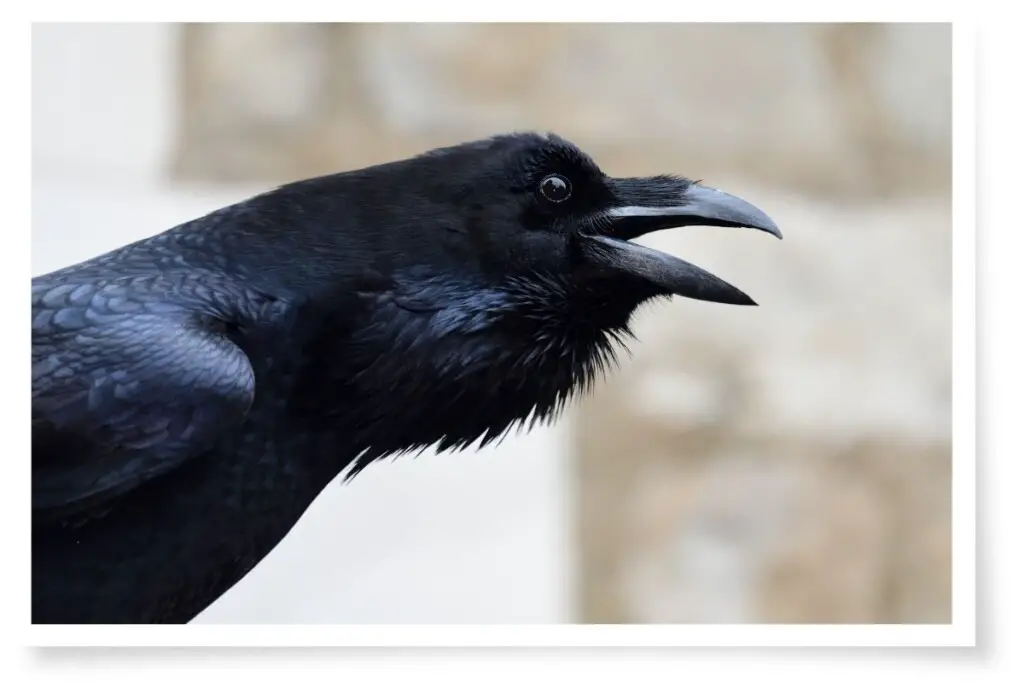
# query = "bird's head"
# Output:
<box><xmin>362</xmin><ymin>131</ymin><xmax>782</xmax><ymax>311</ymax></box>
<box><xmin>245</xmin><ymin>132</ymin><xmax>782</xmax><ymax>460</ymax></box>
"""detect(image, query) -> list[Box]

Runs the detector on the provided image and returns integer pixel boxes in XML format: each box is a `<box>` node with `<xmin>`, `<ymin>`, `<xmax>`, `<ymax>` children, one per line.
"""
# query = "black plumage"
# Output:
<box><xmin>31</xmin><ymin>132</ymin><xmax>781</xmax><ymax>624</ymax></box>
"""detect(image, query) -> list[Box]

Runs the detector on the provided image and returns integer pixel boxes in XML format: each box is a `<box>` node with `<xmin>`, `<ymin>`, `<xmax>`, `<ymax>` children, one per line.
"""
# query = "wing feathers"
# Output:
<box><xmin>32</xmin><ymin>292</ymin><xmax>255</xmax><ymax>524</ymax></box>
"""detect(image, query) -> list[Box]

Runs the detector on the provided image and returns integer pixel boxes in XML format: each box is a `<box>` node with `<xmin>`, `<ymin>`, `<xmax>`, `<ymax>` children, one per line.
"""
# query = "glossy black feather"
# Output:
<box><xmin>30</xmin><ymin>133</ymin><xmax>681</xmax><ymax>623</ymax></box>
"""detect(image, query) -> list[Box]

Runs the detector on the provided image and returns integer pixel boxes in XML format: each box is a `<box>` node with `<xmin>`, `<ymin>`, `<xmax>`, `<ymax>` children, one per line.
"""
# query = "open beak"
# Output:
<box><xmin>580</xmin><ymin>178</ymin><xmax>782</xmax><ymax>306</ymax></box>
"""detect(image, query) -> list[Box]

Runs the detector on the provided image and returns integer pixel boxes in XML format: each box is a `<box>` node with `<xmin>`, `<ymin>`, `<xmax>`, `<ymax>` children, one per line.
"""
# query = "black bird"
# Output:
<box><xmin>31</xmin><ymin>132</ymin><xmax>781</xmax><ymax>624</ymax></box>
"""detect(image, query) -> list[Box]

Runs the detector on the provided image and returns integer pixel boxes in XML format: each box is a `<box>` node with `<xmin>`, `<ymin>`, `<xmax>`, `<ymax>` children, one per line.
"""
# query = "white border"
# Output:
<box><xmin>949</xmin><ymin>15</ymin><xmax>977</xmax><ymax>648</ymax></box>
<box><xmin>27</xmin><ymin>624</ymin><xmax>971</xmax><ymax>648</ymax></box>
<box><xmin>13</xmin><ymin>10</ymin><xmax>976</xmax><ymax>653</ymax></box>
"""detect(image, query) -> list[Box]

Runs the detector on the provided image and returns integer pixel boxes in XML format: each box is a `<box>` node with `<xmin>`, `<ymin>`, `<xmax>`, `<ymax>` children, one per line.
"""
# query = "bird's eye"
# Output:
<box><xmin>539</xmin><ymin>174</ymin><xmax>572</xmax><ymax>203</ymax></box>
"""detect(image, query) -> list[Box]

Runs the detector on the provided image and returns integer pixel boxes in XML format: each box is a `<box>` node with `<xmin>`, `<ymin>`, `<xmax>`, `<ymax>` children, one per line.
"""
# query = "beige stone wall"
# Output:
<box><xmin>170</xmin><ymin>23</ymin><xmax>952</xmax><ymax>623</ymax></box>
<box><xmin>171</xmin><ymin>23</ymin><xmax>950</xmax><ymax>199</ymax></box>
<box><xmin>573</xmin><ymin>189</ymin><xmax>951</xmax><ymax>623</ymax></box>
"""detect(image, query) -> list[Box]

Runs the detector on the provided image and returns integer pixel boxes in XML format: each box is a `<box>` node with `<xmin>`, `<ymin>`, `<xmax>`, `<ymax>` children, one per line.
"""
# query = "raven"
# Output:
<box><xmin>31</xmin><ymin>132</ymin><xmax>781</xmax><ymax>624</ymax></box>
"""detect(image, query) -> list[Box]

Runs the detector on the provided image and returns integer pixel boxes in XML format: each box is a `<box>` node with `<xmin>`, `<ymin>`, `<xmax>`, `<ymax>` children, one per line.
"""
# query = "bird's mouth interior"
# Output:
<box><xmin>578</xmin><ymin>182</ymin><xmax>782</xmax><ymax>306</ymax></box>
<box><xmin>603</xmin><ymin>214</ymin><xmax>774</xmax><ymax>243</ymax></box>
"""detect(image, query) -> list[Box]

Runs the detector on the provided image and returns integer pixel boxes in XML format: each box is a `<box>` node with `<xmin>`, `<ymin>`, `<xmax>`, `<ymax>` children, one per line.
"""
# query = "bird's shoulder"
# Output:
<box><xmin>31</xmin><ymin>272</ymin><xmax>259</xmax><ymax>525</ymax></box>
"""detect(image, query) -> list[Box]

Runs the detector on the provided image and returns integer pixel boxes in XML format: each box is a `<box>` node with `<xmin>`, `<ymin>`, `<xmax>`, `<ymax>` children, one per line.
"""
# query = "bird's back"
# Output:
<box><xmin>31</xmin><ymin>303</ymin><xmax>345</xmax><ymax>623</ymax></box>
<box><xmin>30</xmin><ymin>226</ymin><xmax>339</xmax><ymax>623</ymax></box>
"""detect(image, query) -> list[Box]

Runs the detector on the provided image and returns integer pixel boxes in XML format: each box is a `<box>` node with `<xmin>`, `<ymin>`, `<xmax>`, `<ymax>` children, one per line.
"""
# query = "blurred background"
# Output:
<box><xmin>31</xmin><ymin>22</ymin><xmax>952</xmax><ymax>624</ymax></box>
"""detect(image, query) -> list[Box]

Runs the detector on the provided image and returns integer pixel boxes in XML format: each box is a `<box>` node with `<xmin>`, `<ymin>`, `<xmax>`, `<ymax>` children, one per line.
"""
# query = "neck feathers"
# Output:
<box><xmin>291</xmin><ymin>268</ymin><xmax>650</xmax><ymax>477</ymax></box>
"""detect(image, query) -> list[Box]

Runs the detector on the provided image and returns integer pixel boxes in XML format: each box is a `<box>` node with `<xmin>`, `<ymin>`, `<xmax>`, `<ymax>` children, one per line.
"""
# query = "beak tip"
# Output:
<box><xmin>671</xmin><ymin>289</ymin><xmax>758</xmax><ymax>306</ymax></box>
<box><xmin>749</xmin><ymin>214</ymin><xmax>782</xmax><ymax>241</ymax></box>
<box><xmin>707</xmin><ymin>287</ymin><xmax>758</xmax><ymax>307</ymax></box>
<box><xmin>688</xmin><ymin>185</ymin><xmax>784</xmax><ymax>240</ymax></box>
